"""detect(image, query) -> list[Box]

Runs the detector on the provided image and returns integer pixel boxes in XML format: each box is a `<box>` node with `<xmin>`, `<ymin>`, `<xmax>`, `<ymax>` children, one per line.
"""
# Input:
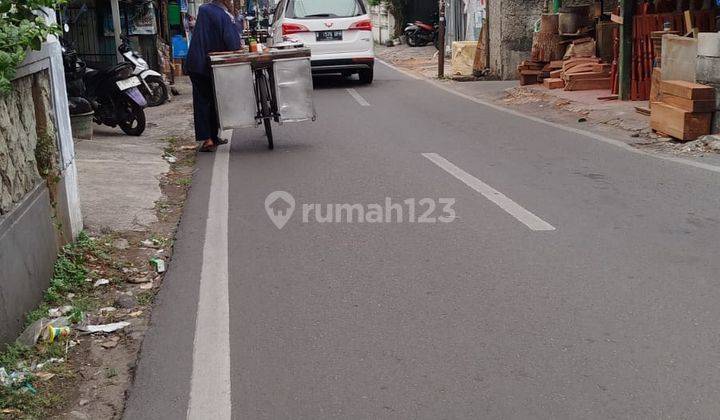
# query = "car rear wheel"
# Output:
<box><xmin>359</xmin><ymin>68</ymin><xmax>373</xmax><ymax>84</ymax></box>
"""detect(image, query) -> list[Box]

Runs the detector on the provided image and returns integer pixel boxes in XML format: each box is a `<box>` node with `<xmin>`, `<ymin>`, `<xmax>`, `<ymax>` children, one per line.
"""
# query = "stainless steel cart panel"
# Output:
<box><xmin>272</xmin><ymin>57</ymin><xmax>316</xmax><ymax>123</ymax></box>
<box><xmin>212</xmin><ymin>62</ymin><xmax>257</xmax><ymax>129</ymax></box>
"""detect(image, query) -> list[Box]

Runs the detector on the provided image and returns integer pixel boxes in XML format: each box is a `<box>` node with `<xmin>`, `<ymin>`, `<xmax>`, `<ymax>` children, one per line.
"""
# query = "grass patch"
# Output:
<box><xmin>136</xmin><ymin>291</ymin><xmax>155</xmax><ymax>306</ymax></box>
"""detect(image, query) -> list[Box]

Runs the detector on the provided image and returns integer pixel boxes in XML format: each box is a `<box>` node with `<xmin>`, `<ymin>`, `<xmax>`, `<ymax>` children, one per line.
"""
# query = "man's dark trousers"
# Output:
<box><xmin>189</xmin><ymin>72</ymin><xmax>219</xmax><ymax>143</ymax></box>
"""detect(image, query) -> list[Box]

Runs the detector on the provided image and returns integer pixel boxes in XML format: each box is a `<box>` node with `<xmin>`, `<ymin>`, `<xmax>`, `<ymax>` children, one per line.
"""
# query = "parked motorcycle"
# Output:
<box><xmin>62</xmin><ymin>39</ymin><xmax>147</xmax><ymax>136</ymax></box>
<box><xmin>404</xmin><ymin>20</ymin><xmax>440</xmax><ymax>49</ymax></box>
<box><xmin>118</xmin><ymin>36</ymin><xmax>168</xmax><ymax>107</ymax></box>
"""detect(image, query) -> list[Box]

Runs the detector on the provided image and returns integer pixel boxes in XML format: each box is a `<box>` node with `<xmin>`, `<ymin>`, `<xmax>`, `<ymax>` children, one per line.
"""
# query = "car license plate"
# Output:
<box><xmin>316</xmin><ymin>30</ymin><xmax>342</xmax><ymax>41</ymax></box>
<box><xmin>116</xmin><ymin>77</ymin><xmax>141</xmax><ymax>91</ymax></box>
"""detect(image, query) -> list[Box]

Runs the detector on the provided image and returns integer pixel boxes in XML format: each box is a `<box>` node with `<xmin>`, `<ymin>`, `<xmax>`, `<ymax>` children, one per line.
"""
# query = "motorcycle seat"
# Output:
<box><xmin>84</xmin><ymin>68</ymin><xmax>100</xmax><ymax>78</ymax></box>
<box><xmin>416</xmin><ymin>22</ymin><xmax>434</xmax><ymax>31</ymax></box>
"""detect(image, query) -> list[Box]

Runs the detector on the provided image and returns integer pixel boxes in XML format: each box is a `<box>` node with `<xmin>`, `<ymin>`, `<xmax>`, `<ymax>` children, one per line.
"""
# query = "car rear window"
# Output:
<box><xmin>286</xmin><ymin>0</ymin><xmax>365</xmax><ymax>19</ymax></box>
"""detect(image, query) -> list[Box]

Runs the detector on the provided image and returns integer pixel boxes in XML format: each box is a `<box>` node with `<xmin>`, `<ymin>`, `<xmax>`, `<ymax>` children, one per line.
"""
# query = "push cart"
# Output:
<box><xmin>210</xmin><ymin>45</ymin><xmax>316</xmax><ymax>149</ymax></box>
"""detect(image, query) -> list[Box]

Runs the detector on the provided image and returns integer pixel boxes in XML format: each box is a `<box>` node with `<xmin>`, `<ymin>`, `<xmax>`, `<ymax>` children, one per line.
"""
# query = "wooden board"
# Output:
<box><xmin>650</xmin><ymin>102</ymin><xmax>712</xmax><ymax>140</ymax></box>
<box><xmin>564</xmin><ymin>77</ymin><xmax>612</xmax><ymax>91</ymax></box>
<box><xmin>591</xmin><ymin>63</ymin><xmax>612</xmax><ymax>73</ymax></box>
<box><xmin>562</xmin><ymin>57</ymin><xmax>602</xmax><ymax>72</ymax></box>
<box><xmin>543</xmin><ymin>78</ymin><xmax>565</xmax><ymax>89</ymax></box>
<box><xmin>564</xmin><ymin>71</ymin><xmax>611</xmax><ymax>81</ymax></box>
<box><xmin>660</xmin><ymin>80</ymin><xmax>716</xmax><ymax>100</ymax></box>
<box><xmin>550</xmin><ymin>69</ymin><xmax>562</xmax><ymax>78</ymax></box>
<box><xmin>564</xmin><ymin>63</ymin><xmax>599</xmax><ymax>75</ymax></box>
<box><xmin>661</xmin><ymin>94</ymin><xmax>717</xmax><ymax>113</ymax></box>
<box><xmin>635</xmin><ymin>106</ymin><xmax>651</xmax><ymax>116</ymax></box>
<box><xmin>649</xmin><ymin>67</ymin><xmax>662</xmax><ymax>109</ymax></box>
<box><xmin>519</xmin><ymin>73</ymin><xmax>539</xmax><ymax>85</ymax></box>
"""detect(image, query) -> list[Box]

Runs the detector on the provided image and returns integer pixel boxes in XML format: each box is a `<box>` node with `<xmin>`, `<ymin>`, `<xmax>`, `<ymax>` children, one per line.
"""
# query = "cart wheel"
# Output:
<box><xmin>264</xmin><ymin>118</ymin><xmax>273</xmax><ymax>149</ymax></box>
<box><xmin>257</xmin><ymin>72</ymin><xmax>274</xmax><ymax>150</ymax></box>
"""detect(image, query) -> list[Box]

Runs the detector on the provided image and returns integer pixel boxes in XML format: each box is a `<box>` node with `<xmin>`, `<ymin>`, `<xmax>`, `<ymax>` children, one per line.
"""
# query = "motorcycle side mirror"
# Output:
<box><xmin>64</xmin><ymin>23</ymin><xmax>70</xmax><ymax>32</ymax></box>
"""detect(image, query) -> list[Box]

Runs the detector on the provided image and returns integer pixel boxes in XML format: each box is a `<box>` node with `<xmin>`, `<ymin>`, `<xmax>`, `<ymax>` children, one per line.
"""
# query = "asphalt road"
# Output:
<box><xmin>125</xmin><ymin>62</ymin><xmax>720</xmax><ymax>419</ymax></box>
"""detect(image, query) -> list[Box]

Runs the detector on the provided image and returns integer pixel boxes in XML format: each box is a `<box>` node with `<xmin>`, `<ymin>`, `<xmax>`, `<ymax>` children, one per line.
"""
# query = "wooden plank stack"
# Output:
<box><xmin>650</xmin><ymin>80</ymin><xmax>714</xmax><ymax>140</ymax></box>
<box><xmin>562</xmin><ymin>57</ymin><xmax>611</xmax><ymax>91</ymax></box>
<box><xmin>517</xmin><ymin>61</ymin><xmax>545</xmax><ymax>85</ymax></box>
<box><xmin>519</xmin><ymin>56</ymin><xmax>613</xmax><ymax>92</ymax></box>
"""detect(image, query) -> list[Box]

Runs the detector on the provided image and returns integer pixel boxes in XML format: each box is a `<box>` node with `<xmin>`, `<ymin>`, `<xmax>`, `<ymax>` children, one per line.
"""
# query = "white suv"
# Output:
<box><xmin>270</xmin><ymin>0</ymin><xmax>374</xmax><ymax>83</ymax></box>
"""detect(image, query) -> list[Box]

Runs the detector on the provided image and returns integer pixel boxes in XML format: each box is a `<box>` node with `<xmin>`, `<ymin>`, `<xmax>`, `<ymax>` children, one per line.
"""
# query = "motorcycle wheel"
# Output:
<box><xmin>119</xmin><ymin>103</ymin><xmax>146</xmax><ymax>136</ymax></box>
<box><xmin>406</xmin><ymin>32</ymin><xmax>418</xmax><ymax>47</ymax></box>
<box><xmin>145</xmin><ymin>75</ymin><xmax>168</xmax><ymax>107</ymax></box>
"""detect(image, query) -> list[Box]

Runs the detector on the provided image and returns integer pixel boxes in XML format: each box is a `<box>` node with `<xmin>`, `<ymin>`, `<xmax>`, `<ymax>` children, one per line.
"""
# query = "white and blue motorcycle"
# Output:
<box><xmin>118</xmin><ymin>36</ymin><xmax>169</xmax><ymax>107</ymax></box>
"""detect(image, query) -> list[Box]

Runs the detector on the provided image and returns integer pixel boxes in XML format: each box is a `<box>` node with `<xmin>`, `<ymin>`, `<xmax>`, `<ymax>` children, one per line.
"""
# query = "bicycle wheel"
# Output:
<box><xmin>257</xmin><ymin>71</ymin><xmax>274</xmax><ymax>149</ymax></box>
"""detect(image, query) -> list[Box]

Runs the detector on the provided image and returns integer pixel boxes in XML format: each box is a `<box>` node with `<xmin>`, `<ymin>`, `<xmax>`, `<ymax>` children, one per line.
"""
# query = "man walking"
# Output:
<box><xmin>186</xmin><ymin>0</ymin><xmax>241</xmax><ymax>152</ymax></box>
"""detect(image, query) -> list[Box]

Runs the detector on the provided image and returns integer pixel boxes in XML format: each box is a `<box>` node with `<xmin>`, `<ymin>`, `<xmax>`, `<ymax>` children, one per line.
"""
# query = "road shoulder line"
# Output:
<box><xmin>187</xmin><ymin>132</ymin><xmax>232</xmax><ymax>419</ymax></box>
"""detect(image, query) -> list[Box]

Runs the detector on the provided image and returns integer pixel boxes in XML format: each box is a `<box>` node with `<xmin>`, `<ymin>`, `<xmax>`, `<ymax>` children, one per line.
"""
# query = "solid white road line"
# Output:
<box><xmin>423</xmin><ymin>153</ymin><xmax>556</xmax><ymax>231</ymax></box>
<box><xmin>346</xmin><ymin>88</ymin><xmax>371</xmax><ymax>106</ymax></box>
<box><xmin>187</xmin><ymin>131</ymin><xmax>232</xmax><ymax>419</ymax></box>
<box><xmin>376</xmin><ymin>60</ymin><xmax>720</xmax><ymax>175</ymax></box>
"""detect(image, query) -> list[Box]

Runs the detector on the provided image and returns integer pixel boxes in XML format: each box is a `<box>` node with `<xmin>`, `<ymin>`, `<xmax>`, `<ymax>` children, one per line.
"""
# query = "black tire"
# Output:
<box><xmin>257</xmin><ymin>72</ymin><xmax>274</xmax><ymax>149</ymax></box>
<box><xmin>145</xmin><ymin>76</ymin><xmax>168</xmax><ymax>107</ymax></box>
<box><xmin>359</xmin><ymin>68</ymin><xmax>373</xmax><ymax>84</ymax></box>
<box><xmin>119</xmin><ymin>103</ymin><xmax>146</xmax><ymax>136</ymax></box>
<box><xmin>406</xmin><ymin>32</ymin><xmax>418</xmax><ymax>47</ymax></box>
<box><xmin>263</xmin><ymin>118</ymin><xmax>273</xmax><ymax>149</ymax></box>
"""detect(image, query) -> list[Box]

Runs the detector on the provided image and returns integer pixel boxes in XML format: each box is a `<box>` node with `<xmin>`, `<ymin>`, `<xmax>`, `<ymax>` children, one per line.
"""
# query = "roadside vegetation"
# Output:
<box><xmin>0</xmin><ymin>232</ymin><xmax>96</xmax><ymax>417</ymax></box>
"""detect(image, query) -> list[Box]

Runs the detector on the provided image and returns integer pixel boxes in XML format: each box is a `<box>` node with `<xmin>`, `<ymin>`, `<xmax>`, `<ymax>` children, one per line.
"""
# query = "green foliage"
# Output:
<box><xmin>35</xmin><ymin>131</ymin><xmax>57</xmax><ymax>178</ymax></box>
<box><xmin>43</xmin><ymin>232</ymin><xmax>93</xmax><ymax>304</ymax></box>
<box><xmin>0</xmin><ymin>0</ymin><xmax>66</xmax><ymax>95</ymax></box>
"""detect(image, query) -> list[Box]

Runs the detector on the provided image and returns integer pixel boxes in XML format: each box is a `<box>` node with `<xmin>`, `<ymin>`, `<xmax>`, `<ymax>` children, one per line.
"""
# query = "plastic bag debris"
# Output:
<box><xmin>140</xmin><ymin>239</ymin><xmax>160</xmax><ymax>248</ymax></box>
<box><xmin>48</xmin><ymin>305</ymin><xmax>73</xmax><ymax>318</ymax></box>
<box><xmin>17</xmin><ymin>317</ymin><xmax>70</xmax><ymax>346</ymax></box>
<box><xmin>80</xmin><ymin>321</ymin><xmax>130</xmax><ymax>334</ymax></box>
<box><xmin>94</xmin><ymin>278</ymin><xmax>110</xmax><ymax>287</ymax></box>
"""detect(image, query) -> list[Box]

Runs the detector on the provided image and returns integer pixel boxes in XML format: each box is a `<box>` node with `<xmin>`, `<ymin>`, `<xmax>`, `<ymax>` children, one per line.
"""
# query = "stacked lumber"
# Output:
<box><xmin>561</xmin><ymin>57</ymin><xmax>611</xmax><ymax>91</ymax></box>
<box><xmin>517</xmin><ymin>60</ymin><xmax>544</xmax><ymax>85</ymax></box>
<box><xmin>522</xmin><ymin>56</ymin><xmax>614</xmax><ymax>91</ymax></box>
<box><xmin>650</xmin><ymin>80</ymin><xmax>714</xmax><ymax>140</ymax></box>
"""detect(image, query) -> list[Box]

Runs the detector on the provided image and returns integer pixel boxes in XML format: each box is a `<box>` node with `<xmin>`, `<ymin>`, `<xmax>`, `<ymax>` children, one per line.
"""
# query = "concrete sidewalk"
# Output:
<box><xmin>74</xmin><ymin>78</ymin><xmax>194</xmax><ymax>232</ymax></box>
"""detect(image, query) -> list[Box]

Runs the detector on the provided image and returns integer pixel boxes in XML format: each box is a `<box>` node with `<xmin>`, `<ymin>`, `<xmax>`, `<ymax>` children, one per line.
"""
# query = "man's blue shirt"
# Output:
<box><xmin>186</xmin><ymin>2</ymin><xmax>241</xmax><ymax>76</ymax></box>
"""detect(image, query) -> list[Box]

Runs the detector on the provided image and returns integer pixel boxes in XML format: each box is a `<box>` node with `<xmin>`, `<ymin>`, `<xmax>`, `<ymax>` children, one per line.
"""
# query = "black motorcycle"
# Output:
<box><xmin>62</xmin><ymin>40</ymin><xmax>147</xmax><ymax>136</ymax></box>
<box><xmin>404</xmin><ymin>20</ymin><xmax>440</xmax><ymax>49</ymax></box>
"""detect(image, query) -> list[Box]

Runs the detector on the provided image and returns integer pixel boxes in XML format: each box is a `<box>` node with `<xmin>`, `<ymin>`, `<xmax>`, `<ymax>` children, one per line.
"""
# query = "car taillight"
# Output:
<box><xmin>282</xmin><ymin>23</ymin><xmax>310</xmax><ymax>35</ymax></box>
<box><xmin>348</xmin><ymin>19</ymin><xmax>372</xmax><ymax>31</ymax></box>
